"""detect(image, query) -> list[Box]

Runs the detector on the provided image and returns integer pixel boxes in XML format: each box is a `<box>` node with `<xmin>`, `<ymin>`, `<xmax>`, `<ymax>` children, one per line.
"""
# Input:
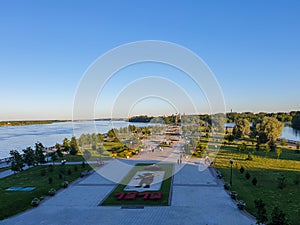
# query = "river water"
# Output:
<box><xmin>0</xmin><ymin>121</ymin><xmax>299</xmax><ymax>159</ymax></box>
<box><xmin>0</xmin><ymin>121</ymin><xmax>150</xmax><ymax>159</ymax></box>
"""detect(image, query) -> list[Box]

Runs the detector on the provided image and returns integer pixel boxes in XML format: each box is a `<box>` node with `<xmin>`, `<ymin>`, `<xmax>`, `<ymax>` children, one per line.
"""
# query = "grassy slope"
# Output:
<box><xmin>215</xmin><ymin>145</ymin><xmax>300</xmax><ymax>224</ymax></box>
<box><xmin>101</xmin><ymin>163</ymin><xmax>173</xmax><ymax>206</ymax></box>
<box><xmin>0</xmin><ymin>164</ymin><xmax>92</xmax><ymax>220</ymax></box>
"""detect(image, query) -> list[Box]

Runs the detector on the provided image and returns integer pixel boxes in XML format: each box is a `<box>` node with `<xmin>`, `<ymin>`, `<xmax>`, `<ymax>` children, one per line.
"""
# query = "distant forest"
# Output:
<box><xmin>0</xmin><ymin>120</ymin><xmax>68</xmax><ymax>127</ymax></box>
<box><xmin>129</xmin><ymin>111</ymin><xmax>300</xmax><ymax>127</ymax></box>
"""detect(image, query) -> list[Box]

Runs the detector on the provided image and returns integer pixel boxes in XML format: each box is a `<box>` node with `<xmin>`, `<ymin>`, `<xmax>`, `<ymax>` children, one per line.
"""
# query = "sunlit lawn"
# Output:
<box><xmin>214</xmin><ymin>145</ymin><xmax>300</xmax><ymax>224</ymax></box>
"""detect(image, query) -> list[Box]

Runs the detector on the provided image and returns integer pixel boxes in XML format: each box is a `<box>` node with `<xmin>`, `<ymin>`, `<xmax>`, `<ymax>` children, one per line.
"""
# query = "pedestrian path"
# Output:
<box><xmin>1</xmin><ymin>146</ymin><xmax>256</xmax><ymax>225</ymax></box>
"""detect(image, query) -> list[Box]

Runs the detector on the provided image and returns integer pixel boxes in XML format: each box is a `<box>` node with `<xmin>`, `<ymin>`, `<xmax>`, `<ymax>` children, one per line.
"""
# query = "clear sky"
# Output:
<box><xmin>0</xmin><ymin>0</ymin><xmax>300</xmax><ymax>120</ymax></box>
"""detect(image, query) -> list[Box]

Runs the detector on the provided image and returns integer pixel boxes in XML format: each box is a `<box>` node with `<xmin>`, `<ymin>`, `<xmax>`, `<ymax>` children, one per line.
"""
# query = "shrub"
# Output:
<box><xmin>40</xmin><ymin>169</ymin><xmax>46</xmax><ymax>176</ymax></box>
<box><xmin>61</xmin><ymin>181</ymin><xmax>69</xmax><ymax>188</ymax></box>
<box><xmin>48</xmin><ymin>177</ymin><xmax>53</xmax><ymax>184</ymax></box>
<box><xmin>224</xmin><ymin>182</ymin><xmax>230</xmax><ymax>190</ymax></box>
<box><xmin>277</xmin><ymin>175</ymin><xmax>287</xmax><ymax>189</ymax></box>
<box><xmin>237</xmin><ymin>200</ymin><xmax>246</xmax><ymax>210</ymax></box>
<box><xmin>280</xmin><ymin>138</ymin><xmax>287</xmax><ymax>146</ymax></box>
<box><xmin>239</xmin><ymin>166</ymin><xmax>245</xmax><ymax>174</ymax></box>
<box><xmin>230</xmin><ymin>191</ymin><xmax>238</xmax><ymax>200</ymax></box>
<box><xmin>269</xmin><ymin>207</ymin><xmax>290</xmax><ymax>225</ymax></box>
<box><xmin>245</xmin><ymin>172</ymin><xmax>251</xmax><ymax>180</ymax></box>
<box><xmin>48</xmin><ymin>188</ymin><xmax>56</xmax><ymax>196</ymax></box>
<box><xmin>74</xmin><ymin>165</ymin><xmax>78</xmax><ymax>172</ymax></box>
<box><xmin>31</xmin><ymin>198</ymin><xmax>40</xmax><ymax>207</ymax></box>
<box><xmin>67</xmin><ymin>168</ymin><xmax>72</xmax><ymax>175</ymax></box>
<box><xmin>254</xmin><ymin>199</ymin><xmax>268</xmax><ymax>225</ymax></box>
<box><xmin>58</xmin><ymin>173</ymin><xmax>63</xmax><ymax>179</ymax></box>
<box><xmin>252</xmin><ymin>177</ymin><xmax>257</xmax><ymax>186</ymax></box>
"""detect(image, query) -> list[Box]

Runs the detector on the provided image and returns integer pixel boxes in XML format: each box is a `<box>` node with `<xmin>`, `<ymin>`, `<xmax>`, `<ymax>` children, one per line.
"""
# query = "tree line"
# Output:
<box><xmin>9</xmin><ymin>136</ymin><xmax>79</xmax><ymax>172</ymax></box>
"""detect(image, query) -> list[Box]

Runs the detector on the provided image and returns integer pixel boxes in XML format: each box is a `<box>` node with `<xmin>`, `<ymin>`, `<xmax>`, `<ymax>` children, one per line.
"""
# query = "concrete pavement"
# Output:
<box><xmin>1</xmin><ymin>144</ymin><xmax>256</xmax><ymax>225</ymax></box>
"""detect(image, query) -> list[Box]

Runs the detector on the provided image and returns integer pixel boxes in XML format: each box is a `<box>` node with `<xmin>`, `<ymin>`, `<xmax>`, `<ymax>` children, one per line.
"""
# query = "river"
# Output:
<box><xmin>1</xmin><ymin>121</ymin><xmax>299</xmax><ymax>159</ymax></box>
<box><xmin>0</xmin><ymin>121</ymin><xmax>150</xmax><ymax>159</ymax></box>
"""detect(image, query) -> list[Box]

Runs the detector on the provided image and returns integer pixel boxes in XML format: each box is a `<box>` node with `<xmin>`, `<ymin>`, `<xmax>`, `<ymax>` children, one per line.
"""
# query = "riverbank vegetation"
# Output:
<box><xmin>0</xmin><ymin>120</ymin><xmax>68</xmax><ymax>127</ymax></box>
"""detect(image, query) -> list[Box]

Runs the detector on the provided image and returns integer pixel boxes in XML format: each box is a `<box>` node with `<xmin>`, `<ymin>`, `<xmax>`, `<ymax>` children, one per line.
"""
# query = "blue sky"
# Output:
<box><xmin>0</xmin><ymin>0</ymin><xmax>300</xmax><ymax>120</ymax></box>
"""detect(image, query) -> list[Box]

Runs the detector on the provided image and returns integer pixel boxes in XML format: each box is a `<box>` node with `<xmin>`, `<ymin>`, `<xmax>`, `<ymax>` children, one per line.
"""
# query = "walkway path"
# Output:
<box><xmin>1</xmin><ymin>142</ymin><xmax>256</xmax><ymax>225</ymax></box>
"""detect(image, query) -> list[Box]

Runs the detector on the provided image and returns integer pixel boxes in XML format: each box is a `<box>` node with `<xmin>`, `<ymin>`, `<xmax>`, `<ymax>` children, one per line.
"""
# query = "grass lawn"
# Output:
<box><xmin>0</xmin><ymin>164</ymin><xmax>92</xmax><ymax>220</ymax></box>
<box><xmin>101</xmin><ymin>163</ymin><xmax>173</xmax><ymax>206</ymax></box>
<box><xmin>214</xmin><ymin>145</ymin><xmax>300</xmax><ymax>225</ymax></box>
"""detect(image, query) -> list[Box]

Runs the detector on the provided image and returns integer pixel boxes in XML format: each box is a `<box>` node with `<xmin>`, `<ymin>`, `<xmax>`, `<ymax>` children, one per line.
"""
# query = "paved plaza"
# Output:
<box><xmin>1</xmin><ymin>144</ymin><xmax>256</xmax><ymax>225</ymax></box>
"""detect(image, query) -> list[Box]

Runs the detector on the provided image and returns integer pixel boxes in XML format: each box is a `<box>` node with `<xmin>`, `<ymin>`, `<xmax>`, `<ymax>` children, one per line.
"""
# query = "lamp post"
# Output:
<box><xmin>229</xmin><ymin>158</ymin><xmax>234</xmax><ymax>186</ymax></box>
<box><xmin>61</xmin><ymin>159</ymin><xmax>66</xmax><ymax>182</ymax></box>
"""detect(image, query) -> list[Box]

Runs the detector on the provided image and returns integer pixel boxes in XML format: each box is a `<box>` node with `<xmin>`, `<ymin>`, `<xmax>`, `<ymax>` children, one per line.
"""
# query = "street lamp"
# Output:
<box><xmin>229</xmin><ymin>158</ymin><xmax>234</xmax><ymax>186</ymax></box>
<box><xmin>61</xmin><ymin>159</ymin><xmax>66</xmax><ymax>182</ymax></box>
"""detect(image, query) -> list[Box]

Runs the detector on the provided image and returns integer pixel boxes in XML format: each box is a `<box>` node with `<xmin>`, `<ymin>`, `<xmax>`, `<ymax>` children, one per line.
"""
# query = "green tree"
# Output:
<box><xmin>49</xmin><ymin>152</ymin><xmax>58</xmax><ymax>165</ymax></box>
<box><xmin>62</xmin><ymin>138</ymin><xmax>70</xmax><ymax>152</ymax></box>
<box><xmin>291</xmin><ymin>113</ymin><xmax>300</xmax><ymax>130</ymax></box>
<box><xmin>211</xmin><ymin>113</ymin><xmax>226</xmax><ymax>133</ymax></box>
<box><xmin>256</xmin><ymin>117</ymin><xmax>284</xmax><ymax>144</ymax></box>
<box><xmin>83</xmin><ymin>150</ymin><xmax>91</xmax><ymax>160</ymax></box>
<box><xmin>238</xmin><ymin>143</ymin><xmax>247</xmax><ymax>151</ymax></box>
<box><xmin>34</xmin><ymin>142</ymin><xmax>45</xmax><ymax>165</ymax></box>
<box><xmin>10</xmin><ymin>150</ymin><xmax>24</xmax><ymax>172</ymax></box>
<box><xmin>280</xmin><ymin>138</ymin><xmax>287</xmax><ymax>146</ymax></box>
<box><xmin>276</xmin><ymin>147</ymin><xmax>282</xmax><ymax>159</ymax></box>
<box><xmin>225</xmin><ymin>134</ymin><xmax>234</xmax><ymax>143</ymax></box>
<box><xmin>128</xmin><ymin>125</ymin><xmax>137</xmax><ymax>133</ymax></box>
<box><xmin>97</xmin><ymin>133</ymin><xmax>104</xmax><ymax>142</ymax></box>
<box><xmin>55</xmin><ymin>143</ymin><xmax>63</xmax><ymax>157</ymax></box>
<box><xmin>107</xmin><ymin>129</ymin><xmax>117</xmax><ymax>140</ymax></box>
<box><xmin>233</xmin><ymin>118</ymin><xmax>250</xmax><ymax>138</ymax></box>
<box><xmin>78</xmin><ymin>134</ymin><xmax>87</xmax><ymax>148</ymax></box>
<box><xmin>269</xmin><ymin>207</ymin><xmax>290</xmax><ymax>225</ymax></box>
<box><xmin>254</xmin><ymin>199</ymin><xmax>268</xmax><ymax>225</ymax></box>
<box><xmin>70</xmin><ymin>136</ymin><xmax>79</xmax><ymax>155</ymax></box>
<box><xmin>22</xmin><ymin>147</ymin><xmax>35</xmax><ymax>167</ymax></box>
<box><xmin>264</xmin><ymin>145</ymin><xmax>271</xmax><ymax>157</ymax></box>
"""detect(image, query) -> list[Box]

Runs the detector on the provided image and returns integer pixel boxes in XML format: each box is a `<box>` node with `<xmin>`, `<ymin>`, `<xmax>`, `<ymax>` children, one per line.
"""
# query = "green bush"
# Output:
<box><xmin>239</xmin><ymin>166</ymin><xmax>245</xmax><ymax>174</ymax></box>
<box><xmin>277</xmin><ymin>175</ymin><xmax>287</xmax><ymax>189</ymax></box>
<box><xmin>252</xmin><ymin>177</ymin><xmax>257</xmax><ymax>186</ymax></box>
<box><xmin>230</xmin><ymin>191</ymin><xmax>238</xmax><ymax>200</ymax></box>
<box><xmin>48</xmin><ymin>188</ymin><xmax>56</xmax><ymax>196</ymax></box>
<box><xmin>48</xmin><ymin>177</ymin><xmax>53</xmax><ymax>184</ymax></box>
<box><xmin>245</xmin><ymin>172</ymin><xmax>251</xmax><ymax>180</ymax></box>
<box><xmin>237</xmin><ymin>200</ymin><xmax>246</xmax><ymax>210</ymax></box>
<box><xmin>61</xmin><ymin>181</ymin><xmax>69</xmax><ymax>188</ymax></box>
<box><xmin>269</xmin><ymin>207</ymin><xmax>290</xmax><ymax>225</ymax></box>
<box><xmin>31</xmin><ymin>198</ymin><xmax>40</xmax><ymax>207</ymax></box>
<box><xmin>224</xmin><ymin>182</ymin><xmax>230</xmax><ymax>190</ymax></box>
